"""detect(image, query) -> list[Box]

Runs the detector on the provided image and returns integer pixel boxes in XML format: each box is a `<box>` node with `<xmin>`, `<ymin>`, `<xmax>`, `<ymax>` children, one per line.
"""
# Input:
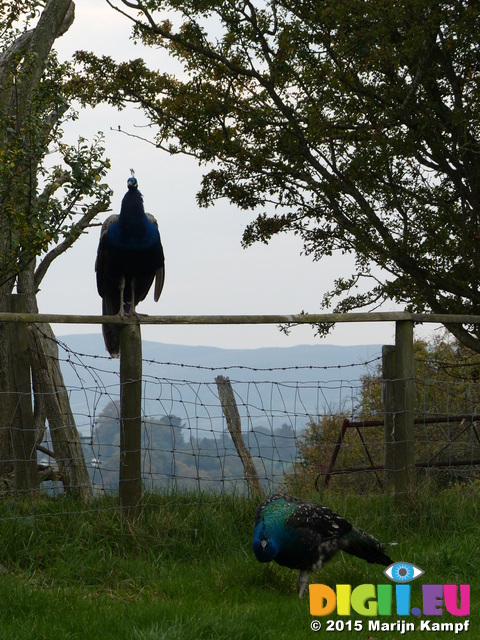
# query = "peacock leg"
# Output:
<box><xmin>297</xmin><ymin>570</ymin><xmax>309</xmax><ymax>599</ymax></box>
<box><xmin>127</xmin><ymin>279</ymin><xmax>148</xmax><ymax>318</ymax></box>
<box><xmin>118</xmin><ymin>275</ymin><xmax>126</xmax><ymax>318</ymax></box>
<box><xmin>129</xmin><ymin>277</ymin><xmax>140</xmax><ymax>317</ymax></box>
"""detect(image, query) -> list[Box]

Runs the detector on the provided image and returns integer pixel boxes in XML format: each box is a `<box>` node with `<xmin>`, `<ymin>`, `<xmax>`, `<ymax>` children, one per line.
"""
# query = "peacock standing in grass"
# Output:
<box><xmin>253</xmin><ymin>494</ymin><xmax>393</xmax><ymax>598</ymax></box>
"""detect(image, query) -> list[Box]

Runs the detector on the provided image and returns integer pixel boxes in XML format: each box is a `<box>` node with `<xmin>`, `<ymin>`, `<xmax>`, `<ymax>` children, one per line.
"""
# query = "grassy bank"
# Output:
<box><xmin>0</xmin><ymin>486</ymin><xmax>477</xmax><ymax>639</ymax></box>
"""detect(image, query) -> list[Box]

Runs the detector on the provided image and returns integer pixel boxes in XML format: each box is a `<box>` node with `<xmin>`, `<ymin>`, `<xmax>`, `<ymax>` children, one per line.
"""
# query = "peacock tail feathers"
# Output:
<box><xmin>340</xmin><ymin>525</ymin><xmax>393</xmax><ymax>565</ymax></box>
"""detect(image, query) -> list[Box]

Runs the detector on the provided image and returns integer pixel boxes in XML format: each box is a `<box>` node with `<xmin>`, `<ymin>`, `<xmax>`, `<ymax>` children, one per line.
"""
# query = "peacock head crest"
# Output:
<box><xmin>127</xmin><ymin>168</ymin><xmax>138</xmax><ymax>189</ymax></box>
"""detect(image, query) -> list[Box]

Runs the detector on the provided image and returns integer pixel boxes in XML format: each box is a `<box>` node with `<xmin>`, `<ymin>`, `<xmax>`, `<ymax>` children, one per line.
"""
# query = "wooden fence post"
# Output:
<box><xmin>382</xmin><ymin>345</ymin><xmax>396</xmax><ymax>492</ymax></box>
<box><xmin>215</xmin><ymin>375</ymin><xmax>262</xmax><ymax>498</ymax></box>
<box><xmin>119</xmin><ymin>323</ymin><xmax>143</xmax><ymax>521</ymax></box>
<box><xmin>394</xmin><ymin>320</ymin><xmax>415</xmax><ymax>506</ymax></box>
<box><xmin>7</xmin><ymin>294</ymin><xmax>38</xmax><ymax>495</ymax></box>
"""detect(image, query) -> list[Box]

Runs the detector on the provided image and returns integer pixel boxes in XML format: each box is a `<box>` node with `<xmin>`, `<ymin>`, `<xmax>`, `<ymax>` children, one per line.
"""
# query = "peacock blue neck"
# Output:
<box><xmin>119</xmin><ymin>187</ymin><xmax>146</xmax><ymax>222</ymax></box>
<box><xmin>253</xmin><ymin>498</ymin><xmax>299</xmax><ymax>561</ymax></box>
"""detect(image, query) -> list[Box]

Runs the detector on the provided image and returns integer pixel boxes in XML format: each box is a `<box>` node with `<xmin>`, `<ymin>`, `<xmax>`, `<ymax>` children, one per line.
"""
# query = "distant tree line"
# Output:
<box><xmin>86</xmin><ymin>401</ymin><xmax>298</xmax><ymax>491</ymax></box>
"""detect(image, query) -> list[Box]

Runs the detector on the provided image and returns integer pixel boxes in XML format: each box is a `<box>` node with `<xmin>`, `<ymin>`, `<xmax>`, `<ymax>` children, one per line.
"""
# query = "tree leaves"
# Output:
<box><xmin>82</xmin><ymin>0</ymin><xmax>480</xmax><ymax>350</ymax></box>
<box><xmin>0</xmin><ymin>4</ymin><xmax>112</xmax><ymax>289</ymax></box>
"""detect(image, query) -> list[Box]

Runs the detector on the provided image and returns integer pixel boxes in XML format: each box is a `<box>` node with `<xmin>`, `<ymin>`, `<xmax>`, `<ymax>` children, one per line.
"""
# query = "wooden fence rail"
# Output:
<box><xmin>1</xmin><ymin>311</ymin><xmax>480</xmax><ymax>325</ymax></box>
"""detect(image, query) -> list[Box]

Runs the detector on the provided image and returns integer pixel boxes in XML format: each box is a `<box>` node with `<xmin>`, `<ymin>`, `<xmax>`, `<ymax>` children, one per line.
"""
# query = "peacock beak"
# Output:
<box><xmin>260</xmin><ymin>540</ymin><xmax>267</xmax><ymax>550</ymax></box>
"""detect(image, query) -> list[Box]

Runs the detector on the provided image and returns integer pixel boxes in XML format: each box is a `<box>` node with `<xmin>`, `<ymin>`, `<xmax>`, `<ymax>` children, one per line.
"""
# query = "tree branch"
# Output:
<box><xmin>15</xmin><ymin>0</ymin><xmax>75</xmax><ymax>107</ymax></box>
<box><xmin>34</xmin><ymin>200</ymin><xmax>110</xmax><ymax>289</ymax></box>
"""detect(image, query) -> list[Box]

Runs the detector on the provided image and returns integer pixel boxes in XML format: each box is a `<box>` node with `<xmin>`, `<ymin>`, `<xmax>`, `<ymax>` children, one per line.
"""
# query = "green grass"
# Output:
<box><xmin>0</xmin><ymin>486</ymin><xmax>478</xmax><ymax>639</ymax></box>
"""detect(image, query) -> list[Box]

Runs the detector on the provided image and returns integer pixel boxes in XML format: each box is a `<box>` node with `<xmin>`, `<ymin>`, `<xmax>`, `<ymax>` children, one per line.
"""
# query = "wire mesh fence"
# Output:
<box><xmin>2</xmin><ymin>324</ymin><xmax>480</xmax><ymax>510</ymax></box>
<box><xmin>36</xmin><ymin>331</ymin><xmax>380</xmax><ymax>496</ymax></box>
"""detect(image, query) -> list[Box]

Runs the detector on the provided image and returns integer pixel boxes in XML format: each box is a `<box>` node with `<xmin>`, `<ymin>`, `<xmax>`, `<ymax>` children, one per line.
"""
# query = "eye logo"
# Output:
<box><xmin>384</xmin><ymin>562</ymin><xmax>424</xmax><ymax>583</ymax></box>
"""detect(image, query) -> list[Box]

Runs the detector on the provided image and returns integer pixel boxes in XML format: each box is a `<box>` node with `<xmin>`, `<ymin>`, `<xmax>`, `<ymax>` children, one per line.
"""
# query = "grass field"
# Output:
<box><xmin>0</xmin><ymin>485</ymin><xmax>477</xmax><ymax>639</ymax></box>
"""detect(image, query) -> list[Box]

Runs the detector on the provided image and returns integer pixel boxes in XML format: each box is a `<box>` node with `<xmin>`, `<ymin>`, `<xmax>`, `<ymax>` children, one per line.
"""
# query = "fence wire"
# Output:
<box><xmin>47</xmin><ymin>335</ymin><xmax>379</xmax><ymax>495</ymax></box>
<box><xmin>2</xmin><ymin>331</ymin><xmax>480</xmax><ymax>505</ymax></box>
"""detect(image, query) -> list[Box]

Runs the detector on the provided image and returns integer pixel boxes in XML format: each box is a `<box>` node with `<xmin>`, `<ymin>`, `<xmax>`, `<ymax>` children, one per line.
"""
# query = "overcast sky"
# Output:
<box><xmin>36</xmin><ymin>0</ymin><xmax>439</xmax><ymax>350</ymax></box>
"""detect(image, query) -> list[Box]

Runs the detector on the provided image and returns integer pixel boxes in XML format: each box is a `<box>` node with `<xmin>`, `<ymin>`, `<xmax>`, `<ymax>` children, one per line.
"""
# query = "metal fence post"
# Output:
<box><xmin>119</xmin><ymin>323</ymin><xmax>143</xmax><ymax>521</ymax></box>
<box><xmin>394</xmin><ymin>320</ymin><xmax>415</xmax><ymax>505</ymax></box>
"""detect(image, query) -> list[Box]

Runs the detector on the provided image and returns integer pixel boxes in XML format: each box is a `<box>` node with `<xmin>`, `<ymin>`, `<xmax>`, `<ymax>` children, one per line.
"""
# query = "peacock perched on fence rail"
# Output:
<box><xmin>95</xmin><ymin>172</ymin><xmax>165</xmax><ymax>357</ymax></box>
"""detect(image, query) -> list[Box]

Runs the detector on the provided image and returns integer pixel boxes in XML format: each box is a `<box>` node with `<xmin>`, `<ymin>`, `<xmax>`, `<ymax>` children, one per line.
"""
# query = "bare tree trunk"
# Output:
<box><xmin>18</xmin><ymin>264</ymin><xmax>92</xmax><ymax>501</ymax></box>
<box><xmin>28</xmin><ymin>323</ymin><xmax>92</xmax><ymax>500</ymax></box>
<box><xmin>7</xmin><ymin>295</ymin><xmax>38</xmax><ymax>495</ymax></box>
<box><xmin>0</xmin><ymin>321</ymin><xmax>14</xmax><ymax>485</ymax></box>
